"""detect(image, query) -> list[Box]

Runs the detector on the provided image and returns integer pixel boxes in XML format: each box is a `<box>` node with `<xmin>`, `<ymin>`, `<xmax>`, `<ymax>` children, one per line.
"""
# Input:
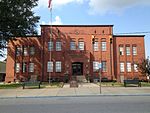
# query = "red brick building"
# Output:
<box><xmin>5</xmin><ymin>25</ymin><xmax>145</xmax><ymax>83</ymax></box>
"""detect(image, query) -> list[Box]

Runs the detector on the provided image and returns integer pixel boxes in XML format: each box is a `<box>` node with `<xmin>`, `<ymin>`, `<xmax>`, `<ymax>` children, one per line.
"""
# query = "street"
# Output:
<box><xmin>0</xmin><ymin>96</ymin><xmax>150</xmax><ymax>113</ymax></box>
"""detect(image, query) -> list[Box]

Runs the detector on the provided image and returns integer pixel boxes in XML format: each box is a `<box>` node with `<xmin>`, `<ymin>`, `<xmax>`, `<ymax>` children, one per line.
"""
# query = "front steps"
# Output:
<box><xmin>76</xmin><ymin>76</ymin><xmax>87</xmax><ymax>83</ymax></box>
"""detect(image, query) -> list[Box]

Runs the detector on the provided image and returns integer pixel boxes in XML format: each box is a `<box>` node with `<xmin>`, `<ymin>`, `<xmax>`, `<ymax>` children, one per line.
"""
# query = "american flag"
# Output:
<box><xmin>48</xmin><ymin>0</ymin><xmax>52</xmax><ymax>8</ymax></box>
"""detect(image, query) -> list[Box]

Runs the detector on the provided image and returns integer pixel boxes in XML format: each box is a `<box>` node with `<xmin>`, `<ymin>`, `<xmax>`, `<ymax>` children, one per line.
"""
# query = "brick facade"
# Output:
<box><xmin>5</xmin><ymin>25</ymin><xmax>145</xmax><ymax>83</ymax></box>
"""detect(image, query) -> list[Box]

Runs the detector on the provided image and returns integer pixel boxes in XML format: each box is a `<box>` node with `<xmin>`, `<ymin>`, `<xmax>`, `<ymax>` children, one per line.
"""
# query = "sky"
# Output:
<box><xmin>0</xmin><ymin>0</ymin><xmax>150</xmax><ymax>61</ymax></box>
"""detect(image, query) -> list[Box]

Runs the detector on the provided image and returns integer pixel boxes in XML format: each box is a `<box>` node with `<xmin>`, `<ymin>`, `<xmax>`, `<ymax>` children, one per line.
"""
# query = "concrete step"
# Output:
<box><xmin>76</xmin><ymin>76</ymin><xmax>87</xmax><ymax>83</ymax></box>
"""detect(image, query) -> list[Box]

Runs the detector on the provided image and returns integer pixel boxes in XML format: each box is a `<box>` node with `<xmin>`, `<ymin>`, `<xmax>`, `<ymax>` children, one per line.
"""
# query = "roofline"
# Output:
<box><xmin>40</xmin><ymin>25</ymin><xmax>114</xmax><ymax>27</ymax></box>
<box><xmin>114</xmin><ymin>35</ymin><xmax>145</xmax><ymax>37</ymax></box>
<box><xmin>15</xmin><ymin>35</ymin><xmax>41</xmax><ymax>38</ymax></box>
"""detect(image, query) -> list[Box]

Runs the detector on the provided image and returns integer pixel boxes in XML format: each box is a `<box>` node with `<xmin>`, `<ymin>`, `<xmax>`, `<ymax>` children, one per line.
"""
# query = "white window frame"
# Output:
<box><xmin>70</xmin><ymin>41</ymin><xmax>76</xmax><ymax>50</ymax></box>
<box><xmin>48</xmin><ymin>41</ymin><xmax>53</xmax><ymax>51</ymax></box>
<box><xmin>47</xmin><ymin>61</ymin><xmax>53</xmax><ymax>72</ymax></box>
<box><xmin>23</xmin><ymin>47</ymin><xmax>28</xmax><ymax>56</ymax></box>
<box><xmin>56</xmin><ymin>61</ymin><xmax>61</xmax><ymax>72</ymax></box>
<box><xmin>126</xmin><ymin>46</ymin><xmax>130</xmax><ymax>56</ymax></box>
<box><xmin>15</xmin><ymin>63</ymin><xmax>20</xmax><ymax>73</ymax></box>
<box><xmin>30</xmin><ymin>46</ymin><xmax>35</xmax><ymax>55</ymax></box>
<box><xmin>93</xmin><ymin>41</ymin><xmax>99</xmax><ymax>51</ymax></box>
<box><xmin>29</xmin><ymin>63</ymin><xmax>34</xmax><ymax>72</ymax></box>
<box><xmin>133</xmin><ymin>46</ymin><xmax>137</xmax><ymax>55</ymax></box>
<box><xmin>127</xmin><ymin>62</ymin><xmax>131</xmax><ymax>72</ymax></box>
<box><xmin>93</xmin><ymin>61</ymin><xmax>99</xmax><ymax>72</ymax></box>
<box><xmin>101</xmin><ymin>41</ymin><xmax>106</xmax><ymax>51</ymax></box>
<box><xmin>119</xmin><ymin>47</ymin><xmax>124</xmax><ymax>55</ymax></box>
<box><xmin>56</xmin><ymin>41</ymin><xmax>61</xmax><ymax>51</ymax></box>
<box><xmin>78</xmin><ymin>41</ymin><xmax>84</xmax><ymax>50</ymax></box>
<box><xmin>16</xmin><ymin>47</ymin><xmax>22</xmax><ymax>56</ymax></box>
<box><xmin>120</xmin><ymin>62</ymin><xmax>124</xmax><ymax>72</ymax></box>
<box><xmin>102</xmin><ymin>61</ymin><xmax>107</xmax><ymax>72</ymax></box>
<box><xmin>134</xmin><ymin>64</ymin><xmax>138</xmax><ymax>72</ymax></box>
<box><xmin>22</xmin><ymin>62</ymin><xmax>27</xmax><ymax>73</ymax></box>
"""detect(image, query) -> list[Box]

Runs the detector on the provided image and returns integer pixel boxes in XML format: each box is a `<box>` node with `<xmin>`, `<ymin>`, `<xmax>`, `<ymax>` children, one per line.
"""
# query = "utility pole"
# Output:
<box><xmin>98</xmin><ymin>63</ymin><xmax>102</xmax><ymax>94</ymax></box>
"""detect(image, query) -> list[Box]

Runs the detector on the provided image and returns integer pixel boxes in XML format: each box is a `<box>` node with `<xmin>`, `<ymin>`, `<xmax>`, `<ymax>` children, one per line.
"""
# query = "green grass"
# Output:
<box><xmin>141</xmin><ymin>82</ymin><xmax>150</xmax><ymax>87</ymax></box>
<box><xmin>42</xmin><ymin>82</ymin><xmax>64</xmax><ymax>88</ymax></box>
<box><xmin>0</xmin><ymin>82</ymin><xmax>63</xmax><ymax>89</ymax></box>
<box><xmin>0</xmin><ymin>83</ymin><xmax>22</xmax><ymax>89</ymax></box>
<box><xmin>97</xmin><ymin>82</ymin><xmax>150</xmax><ymax>87</ymax></box>
<box><xmin>96</xmin><ymin>82</ymin><xmax>124</xmax><ymax>87</ymax></box>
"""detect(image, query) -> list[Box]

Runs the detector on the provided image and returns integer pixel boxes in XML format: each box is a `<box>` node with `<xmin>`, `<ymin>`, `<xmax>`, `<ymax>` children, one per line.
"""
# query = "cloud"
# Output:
<box><xmin>88</xmin><ymin>0</ymin><xmax>150</xmax><ymax>15</ymax></box>
<box><xmin>52</xmin><ymin>16</ymin><xmax>63</xmax><ymax>25</ymax></box>
<box><xmin>37</xmin><ymin>0</ymin><xmax>84</xmax><ymax>9</ymax></box>
<box><xmin>37</xmin><ymin>16</ymin><xmax>63</xmax><ymax>34</ymax></box>
<box><xmin>37</xmin><ymin>0</ymin><xmax>150</xmax><ymax>15</ymax></box>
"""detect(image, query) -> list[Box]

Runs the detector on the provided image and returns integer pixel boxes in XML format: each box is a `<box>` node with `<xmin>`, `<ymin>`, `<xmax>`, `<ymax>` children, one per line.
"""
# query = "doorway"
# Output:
<box><xmin>72</xmin><ymin>62</ymin><xmax>83</xmax><ymax>75</ymax></box>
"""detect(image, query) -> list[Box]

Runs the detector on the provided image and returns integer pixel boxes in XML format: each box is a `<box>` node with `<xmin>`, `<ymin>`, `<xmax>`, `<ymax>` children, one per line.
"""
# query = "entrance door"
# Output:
<box><xmin>72</xmin><ymin>62</ymin><xmax>83</xmax><ymax>75</ymax></box>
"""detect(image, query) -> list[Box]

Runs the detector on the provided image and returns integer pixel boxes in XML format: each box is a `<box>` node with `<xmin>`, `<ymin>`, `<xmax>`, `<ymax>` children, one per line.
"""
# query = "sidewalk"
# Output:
<box><xmin>0</xmin><ymin>83</ymin><xmax>150</xmax><ymax>98</ymax></box>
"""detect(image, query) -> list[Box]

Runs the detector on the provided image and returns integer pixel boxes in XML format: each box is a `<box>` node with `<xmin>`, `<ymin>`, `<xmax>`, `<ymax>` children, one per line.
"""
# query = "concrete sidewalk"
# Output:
<box><xmin>0</xmin><ymin>83</ymin><xmax>150</xmax><ymax>98</ymax></box>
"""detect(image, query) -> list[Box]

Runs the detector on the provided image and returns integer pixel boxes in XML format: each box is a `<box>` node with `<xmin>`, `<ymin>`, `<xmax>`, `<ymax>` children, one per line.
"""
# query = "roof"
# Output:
<box><xmin>114</xmin><ymin>35</ymin><xmax>145</xmax><ymax>37</ymax></box>
<box><xmin>40</xmin><ymin>25</ymin><xmax>114</xmax><ymax>27</ymax></box>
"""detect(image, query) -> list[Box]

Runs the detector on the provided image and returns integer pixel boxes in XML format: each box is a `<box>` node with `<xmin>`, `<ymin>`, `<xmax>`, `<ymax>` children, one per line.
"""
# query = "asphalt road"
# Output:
<box><xmin>0</xmin><ymin>96</ymin><xmax>150</xmax><ymax>113</ymax></box>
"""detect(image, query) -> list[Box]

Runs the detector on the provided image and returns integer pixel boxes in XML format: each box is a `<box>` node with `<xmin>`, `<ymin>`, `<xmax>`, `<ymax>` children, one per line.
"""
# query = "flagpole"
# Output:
<box><xmin>48</xmin><ymin>0</ymin><xmax>52</xmax><ymax>84</ymax></box>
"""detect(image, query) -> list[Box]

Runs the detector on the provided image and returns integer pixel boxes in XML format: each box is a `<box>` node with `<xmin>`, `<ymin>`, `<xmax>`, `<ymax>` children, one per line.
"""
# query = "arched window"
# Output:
<box><xmin>48</xmin><ymin>39</ymin><xmax>53</xmax><ymax>51</ymax></box>
<box><xmin>101</xmin><ymin>38</ymin><xmax>106</xmax><ymax>51</ymax></box>
<box><xmin>70</xmin><ymin>38</ymin><xmax>76</xmax><ymax>50</ymax></box>
<box><xmin>78</xmin><ymin>38</ymin><xmax>84</xmax><ymax>50</ymax></box>
<box><xmin>56</xmin><ymin>39</ymin><xmax>61</xmax><ymax>51</ymax></box>
<box><xmin>93</xmin><ymin>38</ymin><xmax>98</xmax><ymax>51</ymax></box>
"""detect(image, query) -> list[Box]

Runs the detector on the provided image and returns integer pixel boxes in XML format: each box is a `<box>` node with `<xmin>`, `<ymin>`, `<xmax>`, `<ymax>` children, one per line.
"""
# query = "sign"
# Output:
<box><xmin>98</xmin><ymin>63</ymin><xmax>102</xmax><ymax>69</ymax></box>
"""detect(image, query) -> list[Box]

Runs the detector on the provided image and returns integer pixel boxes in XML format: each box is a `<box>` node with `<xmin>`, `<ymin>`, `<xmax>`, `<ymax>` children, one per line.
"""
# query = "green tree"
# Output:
<box><xmin>0</xmin><ymin>0</ymin><xmax>40</xmax><ymax>56</ymax></box>
<box><xmin>137</xmin><ymin>57</ymin><xmax>150</xmax><ymax>77</ymax></box>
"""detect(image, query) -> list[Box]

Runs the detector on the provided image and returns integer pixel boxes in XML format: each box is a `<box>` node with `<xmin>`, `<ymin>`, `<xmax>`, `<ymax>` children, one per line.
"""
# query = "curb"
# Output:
<box><xmin>0</xmin><ymin>94</ymin><xmax>150</xmax><ymax>99</ymax></box>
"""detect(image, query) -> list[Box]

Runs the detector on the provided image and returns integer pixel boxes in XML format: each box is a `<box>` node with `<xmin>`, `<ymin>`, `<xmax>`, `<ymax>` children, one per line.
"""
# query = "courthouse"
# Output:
<box><xmin>5</xmin><ymin>25</ymin><xmax>145</xmax><ymax>82</ymax></box>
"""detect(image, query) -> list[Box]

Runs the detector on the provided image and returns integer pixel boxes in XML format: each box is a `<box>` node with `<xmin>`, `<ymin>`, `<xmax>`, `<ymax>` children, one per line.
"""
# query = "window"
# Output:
<box><xmin>126</xmin><ymin>46</ymin><xmax>130</xmax><ymax>56</ymax></box>
<box><xmin>56</xmin><ymin>61</ymin><xmax>61</xmax><ymax>72</ymax></box>
<box><xmin>23</xmin><ymin>47</ymin><xmax>28</xmax><ymax>56</ymax></box>
<box><xmin>102</xmin><ymin>61</ymin><xmax>107</xmax><ymax>72</ymax></box>
<box><xmin>16</xmin><ymin>47</ymin><xmax>22</xmax><ymax>56</ymax></box>
<box><xmin>127</xmin><ymin>62</ymin><xmax>131</xmax><ymax>72</ymax></box>
<box><xmin>133</xmin><ymin>46</ymin><xmax>137</xmax><ymax>55</ymax></box>
<box><xmin>78</xmin><ymin>41</ymin><xmax>84</xmax><ymax>50</ymax></box>
<box><xmin>15</xmin><ymin>63</ymin><xmax>20</xmax><ymax>73</ymax></box>
<box><xmin>93</xmin><ymin>61</ymin><xmax>99</xmax><ymax>72</ymax></box>
<box><xmin>70</xmin><ymin>41</ymin><xmax>76</xmax><ymax>50</ymax></box>
<box><xmin>48</xmin><ymin>41</ymin><xmax>53</xmax><ymax>51</ymax></box>
<box><xmin>30</xmin><ymin>46</ymin><xmax>35</xmax><ymax>55</ymax></box>
<box><xmin>101</xmin><ymin>41</ymin><xmax>106</xmax><ymax>51</ymax></box>
<box><xmin>22</xmin><ymin>62</ymin><xmax>27</xmax><ymax>73</ymax></box>
<box><xmin>56</xmin><ymin>41</ymin><xmax>61</xmax><ymax>51</ymax></box>
<box><xmin>134</xmin><ymin>64</ymin><xmax>138</xmax><ymax>72</ymax></box>
<box><xmin>47</xmin><ymin>61</ymin><xmax>53</xmax><ymax>72</ymax></box>
<box><xmin>119</xmin><ymin>46</ymin><xmax>124</xmax><ymax>55</ymax></box>
<box><xmin>29</xmin><ymin>63</ymin><xmax>34</xmax><ymax>72</ymax></box>
<box><xmin>120</xmin><ymin>62</ymin><xmax>124</xmax><ymax>72</ymax></box>
<box><xmin>93</xmin><ymin>41</ymin><xmax>99</xmax><ymax>51</ymax></box>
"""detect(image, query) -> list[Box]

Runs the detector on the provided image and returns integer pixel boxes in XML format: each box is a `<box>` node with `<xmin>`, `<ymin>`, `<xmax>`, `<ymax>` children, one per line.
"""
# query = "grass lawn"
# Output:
<box><xmin>96</xmin><ymin>82</ymin><xmax>150</xmax><ymax>87</ymax></box>
<box><xmin>98</xmin><ymin>82</ymin><xmax>124</xmax><ymax>87</ymax></box>
<box><xmin>141</xmin><ymin>82</ymin><xmax>150</xmax><ymax>87</ymax></box>
<box><xmin>0</xmin><ymin>82</ymin><xmax>63</xmax><ymax>89</ymax></box>
<box><xmin>41</xmin><ymin>82</ymin><xmax>64</xmax><ymax>88</ymax></box>
<box><xmin>0</xmin><ymin>83</ymin><xmax>22</xmax><ymax>89</ymax></box>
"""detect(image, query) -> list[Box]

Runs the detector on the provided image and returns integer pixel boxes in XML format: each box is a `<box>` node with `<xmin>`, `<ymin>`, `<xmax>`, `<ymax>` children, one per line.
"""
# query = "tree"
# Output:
<box><xmin>137</xmin><ymin>57</ymin><xmax>150</xmax><ymax>78</ymax></box>
<box><xmin>0</xmin><ymin>0</ymin><xmax>40</xmax><ymax>56</ymax></box>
